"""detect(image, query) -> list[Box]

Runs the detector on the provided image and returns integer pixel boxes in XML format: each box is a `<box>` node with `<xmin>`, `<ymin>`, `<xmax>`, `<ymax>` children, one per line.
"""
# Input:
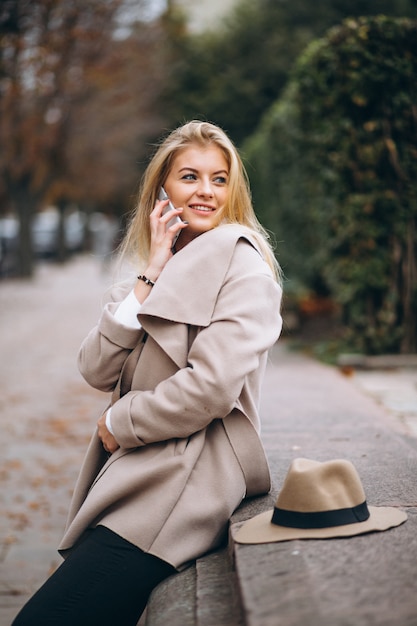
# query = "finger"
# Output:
<box><xmin>151</xmin><ymin>198</ymin><xmax>169</xmax><ymax>218</ymax></box>
<box><xmin>167</xmin><ymin>220</ymin><xmax>188</xmax><ymax>238</ymax></box>
<box><xmin>160</xmin><ymin>206</ymin><xmax>183</xmax><ymax>225</ymax></box>
<box><xmin>150</xmin><ymin>202</ymin><xmax>179</xmax><ymax>235</ymax></box>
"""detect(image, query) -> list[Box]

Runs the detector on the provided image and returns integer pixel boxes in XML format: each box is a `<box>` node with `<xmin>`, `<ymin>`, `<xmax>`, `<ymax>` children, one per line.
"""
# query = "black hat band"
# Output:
<box><xmin>271</xmin><ymin>500</ymin><xmax>370</xmax><ymax>529</ymax></box>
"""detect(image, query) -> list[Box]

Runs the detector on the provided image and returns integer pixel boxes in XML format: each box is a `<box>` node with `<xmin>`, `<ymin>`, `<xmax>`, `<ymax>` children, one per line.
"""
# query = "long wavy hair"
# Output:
<box><xmin>119</xmin><ymin>121</ymin><xmax>280</xmax><ymax>282</ymax></box>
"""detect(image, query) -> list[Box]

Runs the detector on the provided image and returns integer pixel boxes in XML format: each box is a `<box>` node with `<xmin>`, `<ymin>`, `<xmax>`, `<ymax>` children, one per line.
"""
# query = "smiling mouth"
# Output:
<box><xmin>190</xmin><ymin>205</ymin><xmax>215</xmax><ymax>212</ymax></box>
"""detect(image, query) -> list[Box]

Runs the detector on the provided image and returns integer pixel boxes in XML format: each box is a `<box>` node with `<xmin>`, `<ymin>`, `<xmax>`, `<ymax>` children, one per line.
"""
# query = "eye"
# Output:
<box><xmin>181</xmin><ymin>173</ymin><xmax>196</xmax><ymax>180</ymax></box>
<box><xmin>214</xmin><ymin>176</ymin><xmax>227</xmax><ymax>184</ymax></box>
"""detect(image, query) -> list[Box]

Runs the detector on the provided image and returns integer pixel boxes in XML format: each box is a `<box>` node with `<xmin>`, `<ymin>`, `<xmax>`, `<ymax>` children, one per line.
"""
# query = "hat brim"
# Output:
<box><xmin>232</xmin><ymin>505</ymin><xmax>407</xmax><ymax>544</ymax></box>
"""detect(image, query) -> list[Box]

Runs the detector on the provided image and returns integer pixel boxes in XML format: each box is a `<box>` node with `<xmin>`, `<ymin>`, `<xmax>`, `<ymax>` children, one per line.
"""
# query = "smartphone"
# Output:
<box><xmin>158</xmin><ymin>187</ymin><xmax>182</xmax><ymax>248</ymax></box>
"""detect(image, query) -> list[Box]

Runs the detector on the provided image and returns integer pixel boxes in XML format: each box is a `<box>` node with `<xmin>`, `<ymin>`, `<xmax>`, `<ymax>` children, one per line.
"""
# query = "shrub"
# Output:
<box><xmin>245</xmin><ymin>16</ymin><xmax>417</xmax><ymax>354</ymax></box>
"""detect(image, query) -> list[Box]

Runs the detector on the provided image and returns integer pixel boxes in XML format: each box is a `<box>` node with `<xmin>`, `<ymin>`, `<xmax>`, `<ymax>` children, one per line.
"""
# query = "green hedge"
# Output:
<box><xmin>245</xmin><ymin>16</ymin><xmax>417</xmax><ymax>354</ymax></box>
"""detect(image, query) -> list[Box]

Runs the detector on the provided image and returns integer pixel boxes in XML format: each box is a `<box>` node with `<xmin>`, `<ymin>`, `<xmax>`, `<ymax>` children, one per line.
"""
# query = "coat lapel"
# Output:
<box><xmin>138</xmin><ymin>225</ymin><xmax>260</xmax><ymax>368</ymax></box>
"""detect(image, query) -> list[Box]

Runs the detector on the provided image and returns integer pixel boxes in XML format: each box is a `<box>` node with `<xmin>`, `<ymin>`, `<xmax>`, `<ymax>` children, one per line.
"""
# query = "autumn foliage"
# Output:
<box><xmin>0</xmin><ymin>0</ymin><xmax>172</xmax><ymax>275</ymax></box>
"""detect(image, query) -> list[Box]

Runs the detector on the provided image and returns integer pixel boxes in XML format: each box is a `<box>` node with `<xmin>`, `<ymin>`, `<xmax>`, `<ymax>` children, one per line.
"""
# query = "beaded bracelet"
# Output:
<box><xmin>137</xmin><ymin>274</ymin><xmax>155</xmax><ymax>287</ymax></box>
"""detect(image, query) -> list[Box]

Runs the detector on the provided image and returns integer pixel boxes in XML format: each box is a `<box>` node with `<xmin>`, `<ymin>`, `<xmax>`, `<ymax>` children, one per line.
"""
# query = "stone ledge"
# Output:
<box><xmin>144</xmin><ymin>565</ymin><xmax>196</xmax><ymax>626</ymax></box>
<box><xmin>230</xmin><ymin>510</ymin><xmax>417</xmax><ymax>626</ymax></box>
<box><xmin>144</xmin><ymin>545</ymin><xmax>245</xmax><ymax>626</ymax></box>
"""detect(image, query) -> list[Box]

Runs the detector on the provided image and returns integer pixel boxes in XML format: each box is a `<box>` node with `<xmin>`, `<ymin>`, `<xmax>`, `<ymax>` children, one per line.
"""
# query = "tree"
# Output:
<box><xmin>0</xmin><ymin>0</ymin><xmax>125</xmax><ymax>274</ymax></box>
<box><xmin>163</xmin><ymin>0</ymin><xmax>417</xmax><ymax>146</ymax></box>
<box><xmin>0</xmin><ymin>0</ymin><xmax>171</xmax><ymax>276</ymax></box>
<box><xmin>245</xmin><ymin>16</ymin><xmax>417</xmax><ymax>354</ymax></box>
<box><xmin>63</xmin><ymin>20</ymin><xmax>171</xmax><ymax>213</ymax></box>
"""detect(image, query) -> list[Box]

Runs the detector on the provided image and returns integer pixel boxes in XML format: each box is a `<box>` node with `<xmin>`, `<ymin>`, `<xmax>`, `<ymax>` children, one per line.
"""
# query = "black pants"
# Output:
<box><xmin>12</xmin><ymin>526</ymin><xmax>176</xmax><ymax>626</ymax></box>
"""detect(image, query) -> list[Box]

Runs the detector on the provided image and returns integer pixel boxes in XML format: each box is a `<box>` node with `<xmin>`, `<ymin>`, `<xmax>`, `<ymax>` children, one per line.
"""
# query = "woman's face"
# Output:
<box><xmin>163</xmin><ymin>143</ymin><xmax>229</xmax><ymax>247</ymax></box>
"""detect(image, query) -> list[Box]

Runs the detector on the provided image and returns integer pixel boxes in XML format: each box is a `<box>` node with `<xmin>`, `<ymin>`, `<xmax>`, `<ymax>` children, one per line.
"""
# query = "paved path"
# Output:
<box><xmin>0</xmin><ymin>256</ymin><xmax>111</xmax><ymax>624</ymax></box>
<box><xmin>353</xmin><ymin>367</ymin><xmax>417</xmax><ymax>439</ymax></box>
<box><xmin>1</xmin><ymin>256</ymin><xmax>416</xmax><ymax>625</ymax></box>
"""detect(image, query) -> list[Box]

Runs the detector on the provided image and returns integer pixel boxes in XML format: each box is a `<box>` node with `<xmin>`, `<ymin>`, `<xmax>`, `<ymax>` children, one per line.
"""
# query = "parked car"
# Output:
<box><xmin>65</xmin><ymin>209</ymin><xmax>86</xmax><ymax>252</ymax></box>
<box><xmin>0</xmin><ymin>207</ymin><xmax>87</xmax><ymax>275</ymax></box>
<box><xmin>32</xmin><ymin>207</ymin><xmax>86</xmax><ymax>257</ymax></box>
<box><xmin>0</xmin><ymin>215</ymin><xmax>20</xmax><ymax>276</ymax></box>
<box><xmin>32</xmin><ymin>208</ymin><xmax>60</xmax><ymax>257</ymax></box>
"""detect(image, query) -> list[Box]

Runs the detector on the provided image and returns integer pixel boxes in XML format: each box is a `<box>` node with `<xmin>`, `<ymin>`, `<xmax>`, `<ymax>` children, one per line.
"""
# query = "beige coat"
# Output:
<box><xmin>59</xmin><ymin>224</ymin><xmax>282</xmax><ymax>569</ymax></box>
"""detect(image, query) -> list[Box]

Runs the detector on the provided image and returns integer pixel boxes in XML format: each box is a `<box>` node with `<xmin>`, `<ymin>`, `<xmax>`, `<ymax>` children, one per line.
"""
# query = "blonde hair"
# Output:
<box><xmin>119</xmin><ymin>121</ymin><xmax>280</xmax><ymax>281</ymax></box>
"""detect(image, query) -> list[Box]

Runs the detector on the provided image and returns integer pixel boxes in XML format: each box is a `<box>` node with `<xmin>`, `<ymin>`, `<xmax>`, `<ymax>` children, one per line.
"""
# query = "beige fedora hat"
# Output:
<box><xmin>233</xmin><ymin>458</ymin><xmax>407</xmax><ymax>544</ymax></box>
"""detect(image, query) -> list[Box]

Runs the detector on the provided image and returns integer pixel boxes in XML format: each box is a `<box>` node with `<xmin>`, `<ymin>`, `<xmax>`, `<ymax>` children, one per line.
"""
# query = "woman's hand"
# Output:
<box><xmin>147</xmin><ymin>199</ymin><xmax>186</xmax><ymax>274</ymax></box>
<box><xmin>97</xmin><ymin>413</ymin><xmax>120</xmax><ymax>454</ymax></box>
<box><xmin>133</xmin><ymin>199</ymin><xmax>187</xmax><ymax>303</ymax></box>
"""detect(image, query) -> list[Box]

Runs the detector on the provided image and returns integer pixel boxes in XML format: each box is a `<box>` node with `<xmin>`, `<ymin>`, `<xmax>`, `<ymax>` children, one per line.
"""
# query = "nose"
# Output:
<box><xmin>197</xmin><ymin>178</ymin><xmax>213</xmax><ymax>197</ymax></box>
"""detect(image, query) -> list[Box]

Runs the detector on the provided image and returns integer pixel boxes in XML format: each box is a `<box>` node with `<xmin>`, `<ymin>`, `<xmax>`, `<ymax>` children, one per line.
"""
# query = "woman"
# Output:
<box><xmin>13</xmin><ymin>121</ymin><xmax>282</xmax><ymax>625</ymax></box>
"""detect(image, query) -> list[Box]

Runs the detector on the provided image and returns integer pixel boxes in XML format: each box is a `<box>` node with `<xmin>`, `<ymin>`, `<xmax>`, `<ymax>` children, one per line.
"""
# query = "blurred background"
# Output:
<box><xmin>2</xmin><ymin>4</ymin><xmax>416</xmax><ymax>620</ymax></box>
<box><xmin>1</xmin><ymin>0</ymin><xmax>416</xmax><ymax>358</ymax></box>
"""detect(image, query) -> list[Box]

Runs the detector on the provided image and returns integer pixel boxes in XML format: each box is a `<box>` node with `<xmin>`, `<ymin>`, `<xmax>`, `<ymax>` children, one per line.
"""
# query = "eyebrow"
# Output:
<box><xmin>178</xmin><ymin>167</ymin><xmax>229</xmax><ymax>175</ymax></box>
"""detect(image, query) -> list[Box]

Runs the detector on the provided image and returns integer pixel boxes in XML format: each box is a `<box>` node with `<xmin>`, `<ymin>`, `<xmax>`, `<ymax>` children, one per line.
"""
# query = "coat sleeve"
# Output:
<box><xmin>110</xmin><ymin>241</ymin><xmax>282</xmax><ymax>448</ymax></box>
<box><xmin>78</xmin><ymin>287</ymin><xmax>145</xmax><ymax>392</ymax></box>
